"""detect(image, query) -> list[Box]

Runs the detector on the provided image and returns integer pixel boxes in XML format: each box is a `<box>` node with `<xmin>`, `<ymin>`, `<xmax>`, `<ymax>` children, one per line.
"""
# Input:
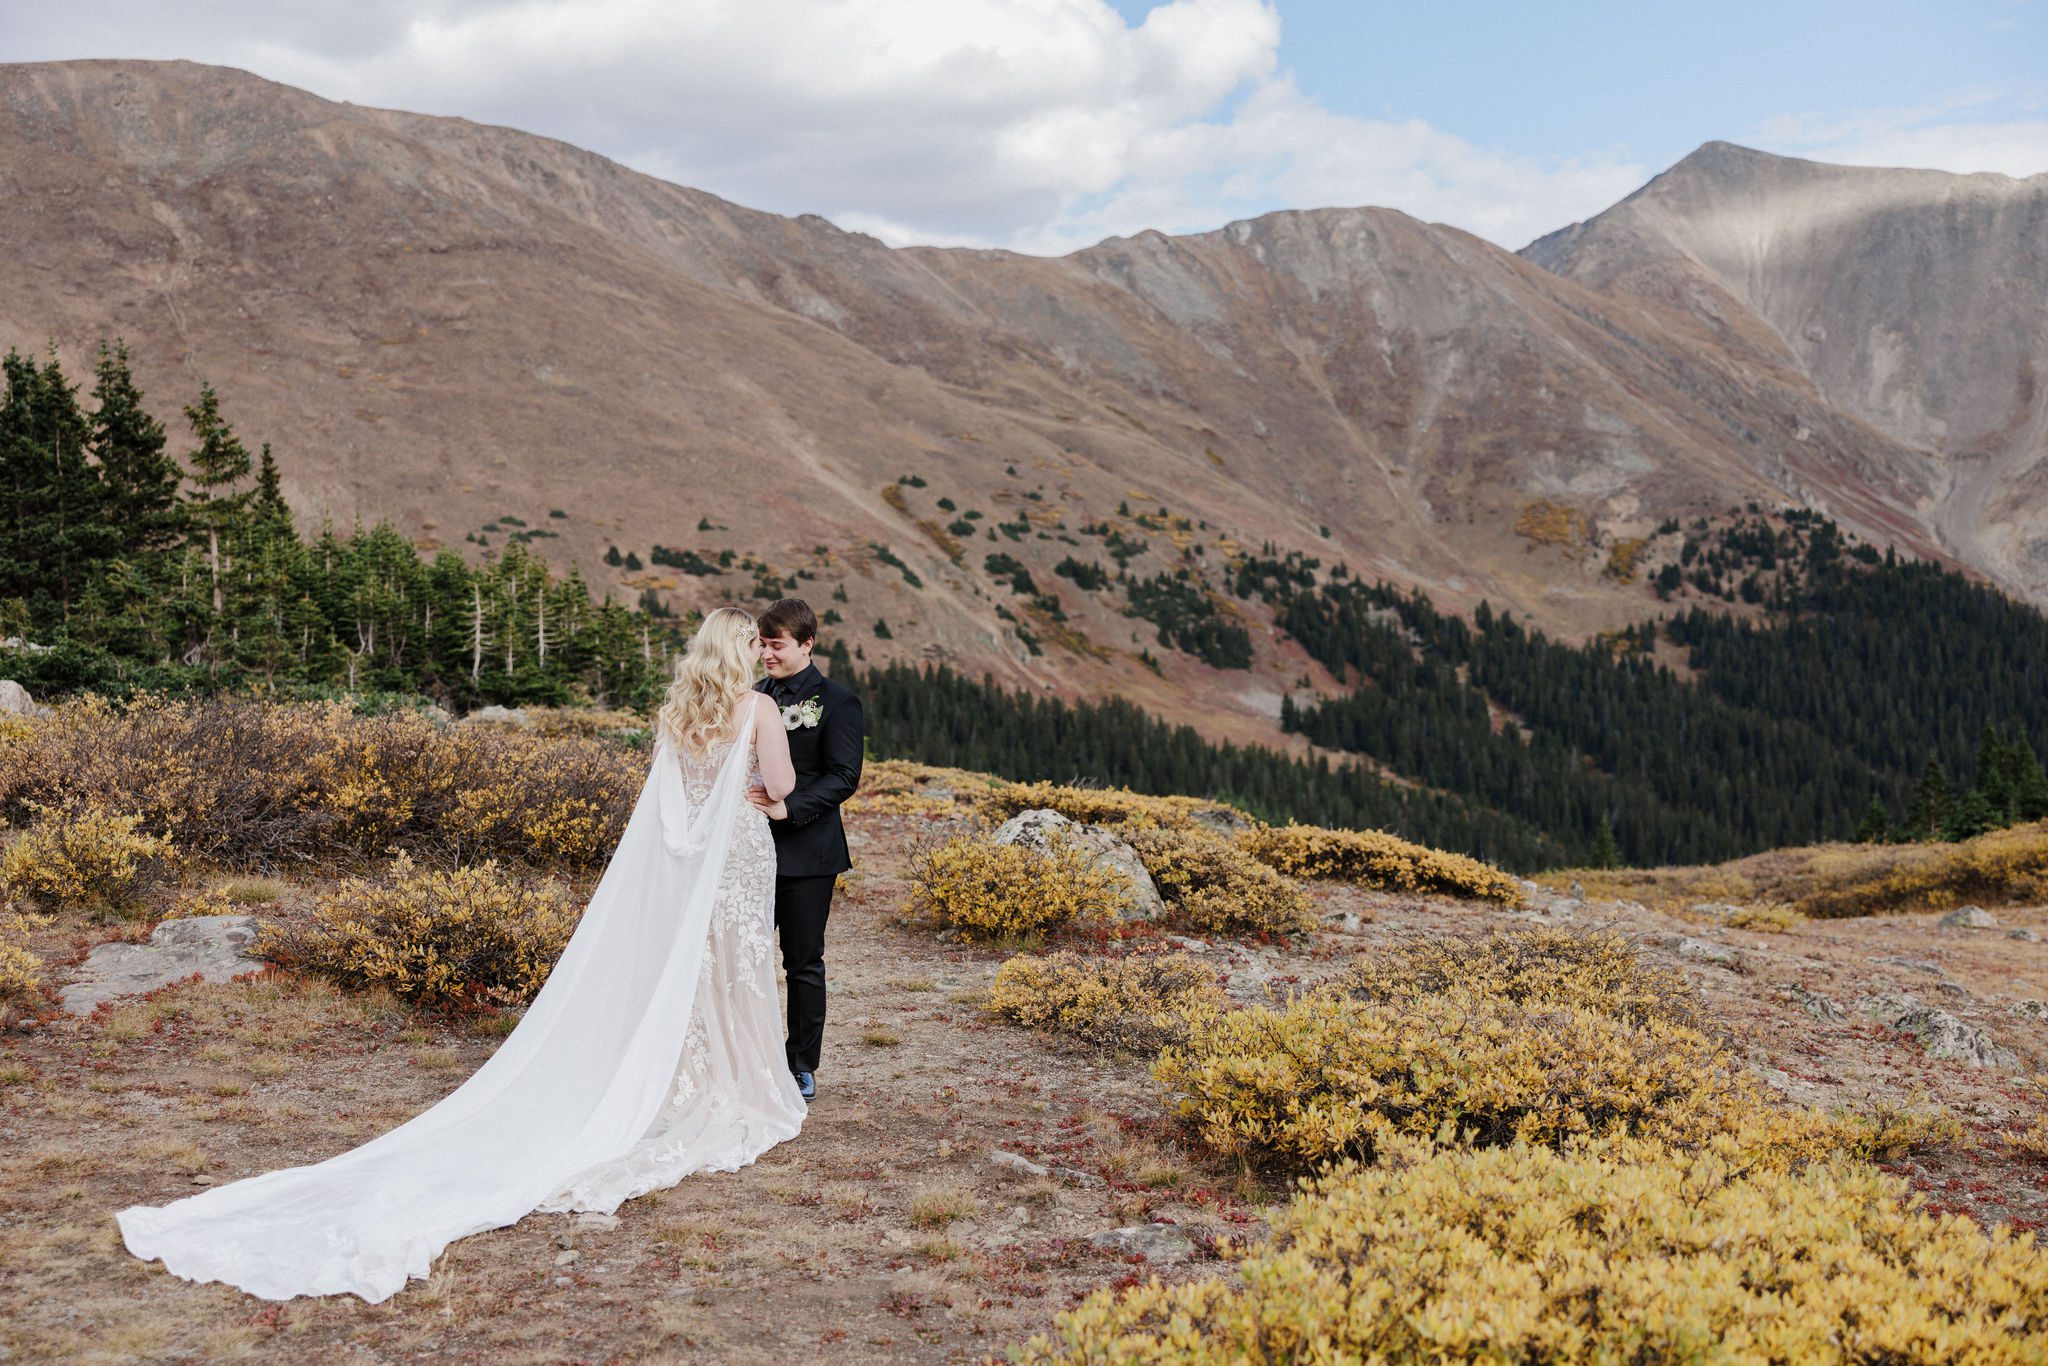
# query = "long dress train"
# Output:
<box><xmin>114</xmin><ymin>710</ymin><xmax>808</xmax><ymax>1303</ymax></box>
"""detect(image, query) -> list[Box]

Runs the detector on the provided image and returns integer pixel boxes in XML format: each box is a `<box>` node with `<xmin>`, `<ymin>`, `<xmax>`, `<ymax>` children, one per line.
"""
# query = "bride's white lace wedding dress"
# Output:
<box><xmin>115</xmin><ymin>705</ymin><xmax>807</xmax><ymax>1303</ymax></box>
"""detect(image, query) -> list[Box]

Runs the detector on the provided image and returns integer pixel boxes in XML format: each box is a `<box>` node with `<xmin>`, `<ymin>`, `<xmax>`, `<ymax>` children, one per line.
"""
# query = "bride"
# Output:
<box><xmin>116</xmin><ymin>607</ymin><xmax>811</xmax><ymax>1303</ymax></box>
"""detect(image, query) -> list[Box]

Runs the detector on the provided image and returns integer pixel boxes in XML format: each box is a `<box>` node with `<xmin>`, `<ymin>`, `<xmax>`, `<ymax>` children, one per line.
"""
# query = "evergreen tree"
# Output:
<box><xmin>180</xmin><ymin>381</ymin><xmax>253</xmax><ymax>630</ymax></box>
<box><xmin>2011</xmin><ymin>738</ymin><xmax>2048</xmax><ymax>822</ymax></box>
<box><xmin>1853</xmin><ymin>794</ymin><xmax>1893</xmax><ymax>843</ymax></box>
<box><xmin>1590</xmin><ymin>815</ymin><xmax>1621</xmax><ymax>869</ymax></box>
<box><xmin>252</xmin><ymin>442</ymin><xmax>292</xmax><ymax>533</ymax></box>
<box><xmin>0</xmin><ymin>349</ymin><xmax>107</xmax><ymax>623</ymax></box>
<box><xmin>88</xmin><ymin>340</ymin><xmax>182</xmax><ymax>558</ymax></box>
<box><xmin>1970</xmin><ymin>723</ymin><xmax>2018</xmax><ymax>821</ymax></box>
<box><xmin>1905</xmin><ymin>759</ymin><xmax>1952</xmax><ymax>841</ymax></box>
<box><xmin>1942</xmin><ymin>787</ymin><xmax>1999</xmax><ymax>843</ymax></box>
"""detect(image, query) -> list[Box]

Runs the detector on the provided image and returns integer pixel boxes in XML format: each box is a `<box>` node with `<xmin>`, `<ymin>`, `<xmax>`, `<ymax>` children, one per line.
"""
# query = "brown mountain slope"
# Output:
<box><xmin>0</xmin><ymin>60</ymin><xmax>1967</xmax><ymax>741</ymax></box>
<box><xmin>1525</xmin><ymin>141</ymin><xmax>2048</xmax><ymax>599</ymax></box>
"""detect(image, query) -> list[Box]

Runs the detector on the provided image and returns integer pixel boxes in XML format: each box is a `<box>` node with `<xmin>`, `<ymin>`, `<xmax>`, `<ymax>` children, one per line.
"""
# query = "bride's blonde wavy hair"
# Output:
<box><xmin>657</xmin><ymin>607</ymin><xmax>762</xmax><ymax>756</ymax></box>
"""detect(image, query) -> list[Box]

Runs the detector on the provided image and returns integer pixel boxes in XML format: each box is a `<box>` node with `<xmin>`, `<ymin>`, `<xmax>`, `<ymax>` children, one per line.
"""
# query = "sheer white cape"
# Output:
<box><xmin>116</xmin><ymin>709</ymin><xmax>803</xmax><ymax>1303</ymax></box>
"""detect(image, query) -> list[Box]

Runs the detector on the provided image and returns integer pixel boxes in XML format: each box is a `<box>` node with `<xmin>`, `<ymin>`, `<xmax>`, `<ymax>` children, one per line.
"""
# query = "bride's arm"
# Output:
<box><xmin>751</xmin><ymin>693</ymin><xmax>796</xmax><ymax>801</ymax></box>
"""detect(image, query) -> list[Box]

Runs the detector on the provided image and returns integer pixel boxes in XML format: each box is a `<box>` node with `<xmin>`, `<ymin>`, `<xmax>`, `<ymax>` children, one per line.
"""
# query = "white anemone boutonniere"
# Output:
<box><xmin>780</xmin><ymin>698</ymin><xmax>824</xmax><ymax>731</ymax></box>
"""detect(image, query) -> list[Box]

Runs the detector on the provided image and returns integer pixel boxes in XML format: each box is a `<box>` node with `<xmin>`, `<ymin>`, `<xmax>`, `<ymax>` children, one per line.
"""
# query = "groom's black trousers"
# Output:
<box><xmin>775</xmin><ymin>874</ymin><xmax>837</xmax><ymax>1074</ymax></box>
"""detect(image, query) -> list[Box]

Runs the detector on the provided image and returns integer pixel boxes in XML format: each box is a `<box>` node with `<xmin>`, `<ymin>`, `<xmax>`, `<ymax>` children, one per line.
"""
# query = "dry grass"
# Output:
<box><xmin>905</xmin><ymin>1187</ymin><xmax>980</xmax><ymax>1229</ymax></box>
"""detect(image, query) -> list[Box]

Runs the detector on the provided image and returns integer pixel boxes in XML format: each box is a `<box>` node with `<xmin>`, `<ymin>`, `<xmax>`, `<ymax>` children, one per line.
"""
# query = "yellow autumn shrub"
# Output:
<box><xmin>2008</xmin><ymin>1118</ymin><xmax>2048</xmax><ymax>1164</ymax></box>
<box><xmin>1123</xmin><ymin>827</ymin><xmax>1316</xmax><ymax>937</ymax></box>
<box><xmin>1796</xmin><ymin>821</ymin><xmax>2048</xmax><ymax>918</ymax></box>
<box><xmin>1152</xmin><ymin>987</ymin><xmax>1832</xmax><ymax>1174</ymax></box>
<box><xmin>0</xmin><ymin>695</ymin><xmax>642</xmax><ymax>871</ymax></box>
<box><xmin>2006</xmin><ymin>1078</ymin><xmax>2048</xmax><ymax>1165</ymax></box>
<box><xmin>255</xmin><ymin>852</ymin><xmax>577</xmax><ymax>1011</ymax></box>
<box><xmin>1237</xmin><ymin>822</ymin><xmax>1523</xmax><ymax>906</ymax></box>
<box><xmin>1343</xmin><ymin>927</ymin><xmax>1703</xmax><ymax>1030</ymax></box>
<box><xmin>1833</xmin><ymin>1098</ymin><xmax>1966</xmax><ymax>1161</ymax></box>
<box><xmin>1726</xmin><ymin>901</ymin><xmax>1804</xmax><ymax>931</ymax></box>
<box><xmin>0</xmin><ymin>912</ymin><xmax>47</xmax><ymax>1025</ymax></box>
<box><xmin>906</xmin><ymin>834</ymin><xmax>1135</xmax><ymax>938</ymax></box>
<box><xmin>977</xmin><ymin>780</ymin><xmax>1238</xmax><ymax>832</ymax></box>
<box><xmin>0</xmin><ymin>801</ymin><xmax>179</xmax><ymax>919</ymax></box>
<box><xmin>987</xmin><ymin>950</ymin><xmax>1226</xmax><ymax>1053</ymax></box>
<box><xmin>1017</xmin><ymin>1134</ymin><xmax>2048</xmax><ymax>1363</ymax></box>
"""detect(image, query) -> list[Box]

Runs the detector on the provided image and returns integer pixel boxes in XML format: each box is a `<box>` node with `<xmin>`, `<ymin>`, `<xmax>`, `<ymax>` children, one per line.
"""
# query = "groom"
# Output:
<box><xmin>747</xmin><ymin>598</ymin><xmax>864</xmax><ymax>1105</ymax></box>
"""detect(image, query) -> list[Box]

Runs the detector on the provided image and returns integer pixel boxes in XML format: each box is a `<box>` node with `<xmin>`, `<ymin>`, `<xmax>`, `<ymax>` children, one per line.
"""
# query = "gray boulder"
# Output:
<box><xmin>60</xmin><ymin>914</ymin><xmax>263</xmax><ymax>1014</ymax></box>
<box><xmin>0</xmin><ymin>679</ymin><xmax>47</xmax><ymax>718</ymax></box>
<box><xmin>466</xmin><ymin>704</ymin><xmax>532</xmax><ymax>727</ymax></box>
<box><xmin>990</xmin><ymin>809</ymin><xmax>1164</xmax><ymax>920</ymax></box>
<box><xmin>1088</xmin><ymin>1223</ymin><xmax>1195</xmax><ymax>1264</ymax></box>
<box><xmin>1940</xmin><ymin>905</ymin><xmax>1998</xmax><ymax>929</ymax></box>
<box><xmin>1670</xmin><ymin>936</ymin><xmax>1746</xmax><ymax>971</ymax></box>
<box><xmin>1189</xmin><ymin>806</ymin><xmax>1254</xmax><ymax>836</ymax></box>
<box><xmin>1860</xmin><ymin>992</ymin><xmax>2014</xmax><ymax>1068</ymax></box>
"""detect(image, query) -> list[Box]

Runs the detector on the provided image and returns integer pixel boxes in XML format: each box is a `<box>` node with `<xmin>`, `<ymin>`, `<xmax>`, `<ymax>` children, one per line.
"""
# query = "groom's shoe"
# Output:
<box><xmin>793</xmin><ymin>1070</ymin><xmax>816</xmax><ymax>1104</ymax></box>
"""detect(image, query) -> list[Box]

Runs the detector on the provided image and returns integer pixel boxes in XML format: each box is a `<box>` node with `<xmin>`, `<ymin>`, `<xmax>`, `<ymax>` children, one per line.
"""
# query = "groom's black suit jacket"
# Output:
<box><xmin>753</xmin><ymin>662</ymin><xmax>864</xmax><ymax>878</ymax></box>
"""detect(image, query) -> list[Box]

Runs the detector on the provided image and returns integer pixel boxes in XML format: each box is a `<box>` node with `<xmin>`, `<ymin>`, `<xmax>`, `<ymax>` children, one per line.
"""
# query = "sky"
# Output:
<box><xmin>6</xmin><ymin>0</ymin><xmax>2044</xmax><ymax>255</ymax></box>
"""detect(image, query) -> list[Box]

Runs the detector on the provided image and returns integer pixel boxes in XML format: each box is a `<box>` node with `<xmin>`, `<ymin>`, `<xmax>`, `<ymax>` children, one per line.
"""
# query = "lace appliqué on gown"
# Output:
<box><xmin>535</xmin><ymin>736</ymin><xmax>804</xmax><ymax>1215</ymax></box>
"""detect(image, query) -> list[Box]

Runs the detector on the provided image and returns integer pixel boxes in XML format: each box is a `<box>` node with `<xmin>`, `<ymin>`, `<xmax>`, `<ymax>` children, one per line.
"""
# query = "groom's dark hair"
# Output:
<box><xmin>757</xmin><ymin>598</ymin><xmax>818</xmax><ymax>645</ymax></box>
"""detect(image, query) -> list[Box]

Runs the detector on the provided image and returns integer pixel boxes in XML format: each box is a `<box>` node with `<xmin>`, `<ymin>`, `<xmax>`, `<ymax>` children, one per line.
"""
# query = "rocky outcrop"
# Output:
<box><xmin>990</xmin><ymin>809</ymin><xmax>1164</xmax><ymax>921</ymax></box>
<box><xmin>1859</xmin><ymin>992</ymin><xmax>2015</xmax><ymax>1069</ymax></box>
<box><xmin>59</xmin><ymin>914</ymin><xmax>265</xmax><ymax>1014</ymax></box>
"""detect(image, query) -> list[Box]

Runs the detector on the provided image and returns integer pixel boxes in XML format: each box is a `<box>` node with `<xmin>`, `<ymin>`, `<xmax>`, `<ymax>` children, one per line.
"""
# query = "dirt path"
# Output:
<box><xmin>3</xmin><ymin>802</ymin><xmax>2045</xmax><ymax>1360</ymax></box>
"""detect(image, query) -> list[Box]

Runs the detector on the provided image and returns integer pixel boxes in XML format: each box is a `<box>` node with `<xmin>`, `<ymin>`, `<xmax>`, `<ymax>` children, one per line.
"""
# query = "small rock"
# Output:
<box><xmin>2010</xmin><ymin>1000</ymin><xmax>2048</xmax><ymax>1021</ymax></box>
<box><xmin>988</xmin><ymin>1149</ymin><xmax>1050</xmax><ymax>1178</ymax></box>
<box><xmin>572</xmin><ymin>1212</ymin><xmax>620</xmax><ymax>1233</ymax></box>
<box><xmin>2008</xmin><ymin>928</ymin><xmax>2040</xmax><ymax>942</ymax></box>
<box><xmin>1934</xmin><ymin>982</ymin><xmax>1972</xmax><ymax>1000</ymax></box>
<box><xmin>1940</xmin><ymin>906</ymin><xmax>1998</xmax><ymax>929</ymax></box>
<box><xmin>554</xmin><ymin>1250</ymin><xmax>581</xmax><ymax>1267</ymax></box>
<box><xmin>1873</xmin><ymin>955</ymin><xmax>1945</xmax><ymax>975</ymax></box>
<box><xmin>1786</xmin><ymin>984</ymin><xmax>1846</xmax><ymax>1023</ymax></box>
<box><xmin>467</xmin><ymin>704</ymin><xmax>532</xmax><ymax>727</ymax></box>
<box><xmin>1088</xmin><ymin>1224</ymin><xmax>1195</xmax><ymax>1265</ymax></box>
<box><xmin>1671</xmin><ymin>937</ymin><xmax>1746</xmax><ymax>971</ymax></box>
<box><xmin>1688</xmin><ymin>902</ymin><xmax>1743</xmax><ymax>920</ymax></box>
<box><xmin>1001</xmin><ymin>1206</ymin><xmax>1030</xmax><ymax>1228</ymax></box>
<box><xmin>990</xmin><ymin>809</ymin><xmax>1165</xmax><ymax>921</ymax></box>
<box><xmin>1568</xmin><ymin>881</ymin><xmax>1585</xmax><ymax>900</ymax></box>
<box><xmin>1053</xmin><ymin>1166</ymin><xmax>1105</xmax><ymax>1188</ymax></box>
<box><xmin>189</xmin><ymin>1174</ymin><xmax>215</xmax><ymax>1186</ymax></box>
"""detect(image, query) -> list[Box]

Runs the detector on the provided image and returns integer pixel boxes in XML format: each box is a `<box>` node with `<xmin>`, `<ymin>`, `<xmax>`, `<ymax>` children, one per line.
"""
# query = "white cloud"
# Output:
<box><xmin>1754</xmin><ymin>87</ymin><xmax>2048</xmax><ymax>180</ymax></box>
<box><xmin>0</xmin><ymin>0</ymin><xmax>1720</xmax><ymax>253</ymax></box>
